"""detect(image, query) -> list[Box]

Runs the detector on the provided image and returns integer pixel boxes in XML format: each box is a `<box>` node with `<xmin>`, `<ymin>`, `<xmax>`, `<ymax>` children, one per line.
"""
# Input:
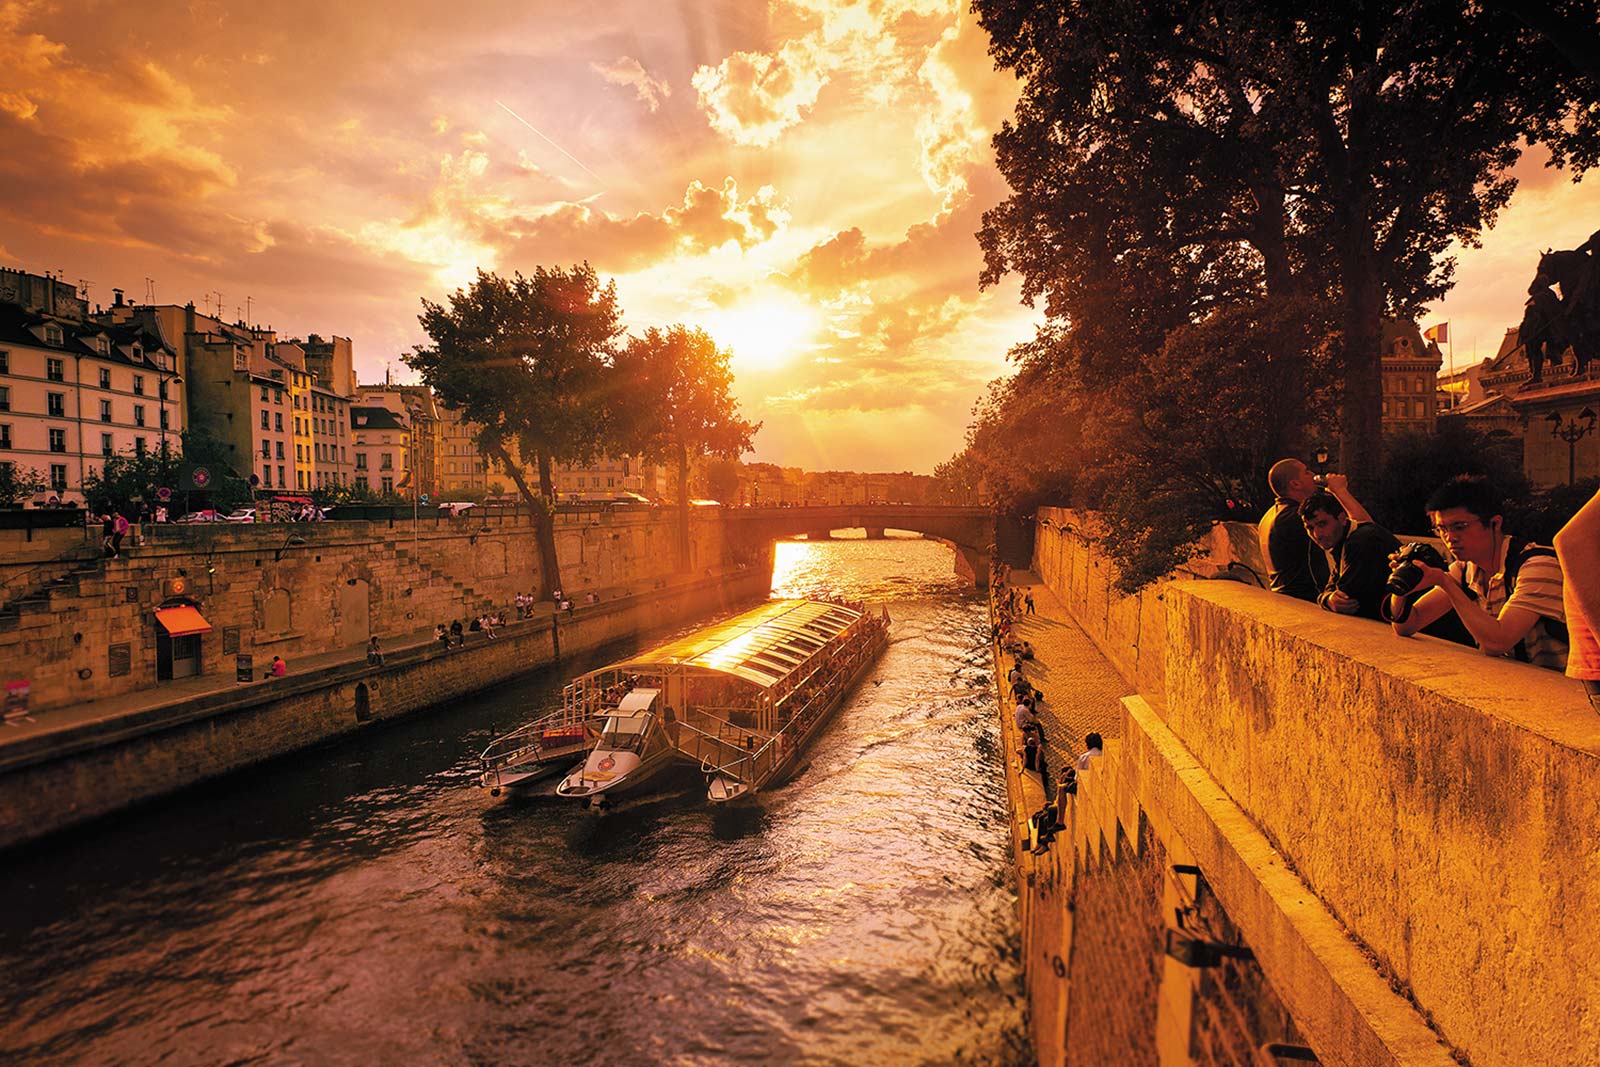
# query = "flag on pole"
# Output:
<box><xmin>1424</xmin><ymin>322</ymin><xmax>1449</xmax><ymax>344</ymax></box>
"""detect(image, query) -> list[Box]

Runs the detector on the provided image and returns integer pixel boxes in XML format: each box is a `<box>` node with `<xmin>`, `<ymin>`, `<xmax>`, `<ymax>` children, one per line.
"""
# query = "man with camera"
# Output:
<box><xmin>1385</xmin><ymin>475</ymin><xmax>1568</xmax><ymax>671</ymax></box>
<box><xmin>1258</xmin><ymin>460</ymin><xmax>1373</xmax><ymax>601</ymax></box>
<box><xmin>1299</xmin><ymin>490</ymin><xmax>1400</xmax><ymax>619</ymax></box>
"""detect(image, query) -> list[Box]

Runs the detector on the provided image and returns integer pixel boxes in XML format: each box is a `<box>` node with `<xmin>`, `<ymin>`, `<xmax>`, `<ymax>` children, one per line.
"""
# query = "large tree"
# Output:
<box><xmin>409</xmin><ymin>266</ymin><xmax>623</xmax><ymax>597</ymax></box>
<box><xmin>612</xmin><ymin>326</ymin><xmax>759</xmax><ymax>569</ymax></box>
<box><xmin>975</xmin><ymin>0</ymin><xmax>1598</xmax><ymax>494</ymax></box>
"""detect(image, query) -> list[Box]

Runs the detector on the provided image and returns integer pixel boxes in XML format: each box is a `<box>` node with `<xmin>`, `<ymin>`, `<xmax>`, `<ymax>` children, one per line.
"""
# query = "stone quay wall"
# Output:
<box><xmin>0</xmin><ymin>567</ymin><xmax>772</xmax><ymax>851</ymax></box>
<box><xmin>2</xmin><ymin>509</ymin><xmax>733</xmax><ymax>715</ymax></box>
<box><xmin>1027</xmin><ymin>508</ymin><xmax>1600</xmax><ymax>1067</ymax></box>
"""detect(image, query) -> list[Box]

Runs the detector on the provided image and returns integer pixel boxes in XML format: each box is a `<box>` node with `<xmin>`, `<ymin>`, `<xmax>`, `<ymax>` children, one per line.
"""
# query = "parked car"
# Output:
<box><xmin>176</xmin><ymin>509</ymin><xmax>220</xmax><ymax>523</ymax></box>
<box><xmin>223</xmin><ymin>508</ymin><xmax>257</xmax><ymax>523</ymax></box>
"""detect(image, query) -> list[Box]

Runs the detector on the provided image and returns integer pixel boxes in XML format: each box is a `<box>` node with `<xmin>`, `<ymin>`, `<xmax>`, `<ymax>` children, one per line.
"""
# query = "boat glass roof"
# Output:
<box><xmin>609</xmin><ymin>599</ymin><xmax>864</xmax><ymax>687</ymax></box>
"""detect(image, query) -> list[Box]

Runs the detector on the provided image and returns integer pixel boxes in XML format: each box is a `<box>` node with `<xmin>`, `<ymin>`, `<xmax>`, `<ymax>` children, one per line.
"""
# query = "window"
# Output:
<box><xmin>275</xmin><ymin>441</ymin><xmax>284</xmax><ymax>460</ymax></box>
<box><xmin>101</xmin><ymin>433</ymin><xmax>113</xmax><ymax>456</ymax></box>
<box><xmin>381</xmin><ymin>476</ymin><xmax>394</xmax><ymax>494</ymax></box>
<box><xmin>261</xmin><ymin>410</ymin><xmax>270</xmax><ymax>430</ymax></box>
<box><xmin>46</xmin><ymin>357</ymin><xmax>64</xmax><ymax>381</ymax></box>
<box><xmin>262</xmin><ymin>465</ymin><xmax>272</xmax><ymax>487</ymax></box>
<box><xmin>49</xmin><ymin>428</ymin><xmax>66</xmax><ymax>452</ymax></box>
<box><xmin>134</xmin><ymin>404</ymin><xmax>145</xmax><ymax>427</ymax></box>
<box><xmin>0</xmin><ymin>386</ymin><xmax>7</xmax><ymax>410</ymax></box>
<box><xmin>44</xmin><ymin>325</ymin><xmax>63</xmax><ymax>346</ymax></box>
<box><xmin>355</xmin><ymin>453</ymin><xmax>368</xmax><ymax>470</ymax></box>
<box><xmin>278</xmin><ymin>464</ymin><xmax>285</xmax><ymax>486</ymax></box>
<box><xmin>295</xmin><ymin>443</ymin><xmax>303</xmax><ymax>462</ymax></box>
<box><xmin>261</xmin><ymin>385</ymin><xmax>269</xmax><ymax>402</ymax></box>
<box><xmin>262</xmin><ymin>441</ymin><xmax>271</xmax><ymax>458</ymax></box>
<box><xmin>50</xmin><ymin>464</ymin><xmax>67</xmax><ymax>490</ymax></box>
<box><xmin>94</xmin><ymin>337</ymin><xmax>109</xmax><ymax>356</ymax></box>
<box><xmin>0</xmin><ymin>351</ymin><xmax>7</xmax><ymax>373</ymax></box>
<box><xmin>159</xmin><ymin>408</ymin><xmax>168</xmax><ymax>430</ymax></box>
<box><xmin>135</xmin><ymin>437</ymin><xmax>146</xmax><ymax>455</ymax></box>
<box><xmin>380</xmin><ymin>453</ymin><xmax>393</xmax><ymax>470</ymax></box>
<box><xmin>47</xmin><ymin>393</ymin><xmax>64</xmax><ymax>417</ymax></box>
<box><xmin>133</xmin><ymin>375</ymin><xmax>144</xmax><ymax>396</ymax></box>
<box><xmin>0</xmin><ymin>424</ymin><xmax>9</xmax><ymax>449</ymax></box>
<box><xmin>274</xmin><ymin>412</ymin><xmax>283</xmax><ymax>432</ymax></box>
<box><xmin>275</xmin><ymin>389</ymin><xmax>283</xmax><ymax>405</ymax></box>
<box><xmin>356</xmin><ymin>474</ymin><xmax>369</xmax><ymax>491</ymax></box>
<box><xmin>99</xmin><ymin>368</ymin><xmax>112</xmax><ymax>389</ymax></box>
<box><xmin>100</xmin><ymin>399</ymin><xmax>113</xmax><ymax>422</ymax></box>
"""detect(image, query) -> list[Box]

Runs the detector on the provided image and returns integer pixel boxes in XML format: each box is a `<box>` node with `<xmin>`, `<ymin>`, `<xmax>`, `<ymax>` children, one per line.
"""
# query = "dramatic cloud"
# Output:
<box><xmin>592</xmin><ymin>56</ymin><xmax>672</xmax><ymax>112</ymax></box>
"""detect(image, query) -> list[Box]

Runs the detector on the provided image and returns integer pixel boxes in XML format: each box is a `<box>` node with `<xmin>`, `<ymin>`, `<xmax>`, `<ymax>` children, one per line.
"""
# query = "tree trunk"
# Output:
<box><xmin>1338</xmin><ymin>258</ymin><xmax>1385</xmax><ymax>498</ymax></box>
<box><xmin>676</xmin><ymin>439</ymin><xmax>691</xmax><ymax>571</ymax></box>
<box><xmin>487</xmin><ymin>440</ymin><xmax>561</xmax><ymax>599</ymax></box>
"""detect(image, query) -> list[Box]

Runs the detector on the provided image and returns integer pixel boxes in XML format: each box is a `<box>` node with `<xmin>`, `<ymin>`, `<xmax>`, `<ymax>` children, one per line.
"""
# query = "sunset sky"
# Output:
<box><xmin>2</xmin><ymin>1</ymin><xmax>1594</xmax><ymax>473</ymax></box>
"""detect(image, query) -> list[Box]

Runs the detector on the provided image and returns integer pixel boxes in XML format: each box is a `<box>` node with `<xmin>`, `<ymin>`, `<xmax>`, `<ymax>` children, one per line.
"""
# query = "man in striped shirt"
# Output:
<box><xmin>1385</xmin><ymin>476</ymin><xmax>1568</xmax><ymax>671</ymax></box>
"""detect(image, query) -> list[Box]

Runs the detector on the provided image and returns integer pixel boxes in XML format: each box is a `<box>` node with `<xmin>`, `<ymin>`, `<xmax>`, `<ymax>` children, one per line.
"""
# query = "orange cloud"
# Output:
<box><xmin>591</xmin><ymin>56</ymin><xmax>671</xmax><ymax>112</ymax></box>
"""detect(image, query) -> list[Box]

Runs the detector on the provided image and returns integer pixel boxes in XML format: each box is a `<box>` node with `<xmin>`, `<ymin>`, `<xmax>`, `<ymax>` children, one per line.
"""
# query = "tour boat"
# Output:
<box><xmin>547</xmin><ymin>597</ymin><xmax>890</xmax><ymax>806</ymax></box>
<box><xmin>553</xmin><ymin>688</ymin><xmax>679</xmax><ymax>804</ymax></box>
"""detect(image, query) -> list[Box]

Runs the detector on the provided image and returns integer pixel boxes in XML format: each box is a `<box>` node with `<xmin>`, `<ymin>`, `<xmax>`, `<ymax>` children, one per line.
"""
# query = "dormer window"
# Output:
<box><xmin>130</xmin><ymin>343</ymin><xmax>143</xmax><ymax>362</ymax></box>
<box><xmin>43</xmin><ymin>324</ymin><xmax>64</xmax><ymax>346</ymax></box>
<box><xmin>93</xmin><ymin>336</ymin><xmax>110</xmax><ymax>356</ymax></box>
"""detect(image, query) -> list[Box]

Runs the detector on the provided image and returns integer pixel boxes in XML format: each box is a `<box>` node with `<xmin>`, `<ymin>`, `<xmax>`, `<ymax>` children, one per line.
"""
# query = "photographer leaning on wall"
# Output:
<box><xmin>1554</xmin><ymin>487</ymin><xmax>1600</xmax><ymax>710</ymax></box>
<box><xmin>1384</xmin><ymin>475</ymin><xmax>1568</xmax><ymax>672</ymax></box>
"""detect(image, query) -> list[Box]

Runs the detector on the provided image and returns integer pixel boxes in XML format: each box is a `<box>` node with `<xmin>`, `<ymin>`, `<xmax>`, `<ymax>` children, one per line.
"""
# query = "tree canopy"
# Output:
<box><xmin>613</xmin><ymin>325</ymin><xmax>759</xmax><ymax>566</ymax></box>
<box><xmin>961</xmin><ymin>0</ymin><xmax>1599</xmax><ymax>586</ymax></box>
<box><xmin>409</xmin><ymin>265</ymin><xmax>625</xmax><ymax>596</ymax></box>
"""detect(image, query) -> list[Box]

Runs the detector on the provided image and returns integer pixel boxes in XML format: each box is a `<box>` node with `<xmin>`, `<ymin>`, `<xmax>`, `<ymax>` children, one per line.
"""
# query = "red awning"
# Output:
<box><xmin>155</xmin><ymin>605</ymin><xmax>213</xmax><ymax>637</ymax></box>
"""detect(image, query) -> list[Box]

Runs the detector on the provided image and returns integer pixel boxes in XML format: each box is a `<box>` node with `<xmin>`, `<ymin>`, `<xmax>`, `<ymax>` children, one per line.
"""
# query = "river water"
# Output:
<box><xmin>0</xmin><ymin>536</ymin><xmax>1028</xmax><ymax>1067</ymax></box>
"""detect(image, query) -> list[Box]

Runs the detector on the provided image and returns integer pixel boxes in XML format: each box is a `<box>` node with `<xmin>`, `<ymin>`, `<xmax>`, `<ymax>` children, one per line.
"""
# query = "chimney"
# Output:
<box><xmin>113</xmin><ymin>288</ymin><xmax>125</xmax><ymax>307</ymax></box>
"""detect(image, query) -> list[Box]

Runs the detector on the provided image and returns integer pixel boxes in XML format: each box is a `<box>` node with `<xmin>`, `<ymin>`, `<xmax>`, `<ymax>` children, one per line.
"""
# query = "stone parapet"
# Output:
<box><xmin>1160</xmin><ymin>582</ymin><xmax>1599</xmax><ymax>1067</ymax></box>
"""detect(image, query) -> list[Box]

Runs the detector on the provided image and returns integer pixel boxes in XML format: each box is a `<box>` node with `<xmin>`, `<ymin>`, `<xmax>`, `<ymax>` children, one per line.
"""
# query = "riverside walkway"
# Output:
<box><xmin>991</xmin><ymin>568</ymin><xmax>1129</xmax><ymax>806</ymax></box>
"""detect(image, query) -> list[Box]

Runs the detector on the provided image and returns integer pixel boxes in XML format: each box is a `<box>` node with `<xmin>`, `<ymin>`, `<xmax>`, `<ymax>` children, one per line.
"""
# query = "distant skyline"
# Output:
<box><xmin>1</xmin><ymin>1</ymin><xmax>1593</xmax><ymax>472</ymax></box>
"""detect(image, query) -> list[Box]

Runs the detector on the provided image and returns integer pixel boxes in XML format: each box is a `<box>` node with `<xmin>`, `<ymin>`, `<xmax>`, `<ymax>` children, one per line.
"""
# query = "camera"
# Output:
<box><xmin>1386</xmin><ymin>542</ymin><xmax>1447</xmax><ymax>597</ymax></box>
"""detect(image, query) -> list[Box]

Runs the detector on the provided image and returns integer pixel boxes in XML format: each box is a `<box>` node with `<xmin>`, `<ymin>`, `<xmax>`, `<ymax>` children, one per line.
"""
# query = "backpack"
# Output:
<box><xmin>1463</xmin><ymin>537</ymin><xmax>1569</xmax><ymax>662</ymax></box>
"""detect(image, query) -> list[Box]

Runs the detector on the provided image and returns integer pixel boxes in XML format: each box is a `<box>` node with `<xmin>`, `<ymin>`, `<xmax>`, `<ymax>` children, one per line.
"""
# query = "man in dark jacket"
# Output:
<box><xmin>1300</xmin><ymin>490</ymin><xmax>1400</xmax><ymax>620</ymax></box>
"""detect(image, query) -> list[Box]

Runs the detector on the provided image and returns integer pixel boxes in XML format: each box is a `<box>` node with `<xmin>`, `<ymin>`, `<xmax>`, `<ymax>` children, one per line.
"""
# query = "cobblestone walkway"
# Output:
<box><xmin>997</xmin><ymin>569</ymin><xmax>1131</xmax><ymax>776</ymax></box>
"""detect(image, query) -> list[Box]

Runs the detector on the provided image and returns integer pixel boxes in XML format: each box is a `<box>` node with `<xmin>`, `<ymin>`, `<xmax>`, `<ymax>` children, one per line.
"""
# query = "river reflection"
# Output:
<box><xmin>0</xmin><ymin>536</ymin><xmax>1028</xmax><ymax>1067</ymax></box>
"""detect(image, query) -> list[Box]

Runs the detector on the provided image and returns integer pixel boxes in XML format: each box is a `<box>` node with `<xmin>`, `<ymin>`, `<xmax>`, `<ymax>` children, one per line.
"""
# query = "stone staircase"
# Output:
<box><xmin>391</xmin><ymin>542</ymin><xmax>502</xmax><ymax>619</ymax></box>
<box><xmin>0</xmin><ymin>550</ymin><xmax>105</xmax><ymax>633</ymax></box>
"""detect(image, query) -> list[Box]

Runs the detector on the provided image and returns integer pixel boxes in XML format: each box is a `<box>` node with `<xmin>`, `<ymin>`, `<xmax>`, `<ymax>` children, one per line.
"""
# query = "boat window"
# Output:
<box><xmin>599</xmin><ymin>714</ymin><xmax>651</xmax><ymax>753</ymax></box>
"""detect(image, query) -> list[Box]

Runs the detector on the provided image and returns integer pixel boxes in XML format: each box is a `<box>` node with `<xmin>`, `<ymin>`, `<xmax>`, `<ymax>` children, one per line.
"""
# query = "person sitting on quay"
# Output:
<box><xmin>480</xmin><ymin>615</ymin><xmax>498</xmax><ymax>640</ymax></box>
<box><xmin>1075</xmin><ymin>732</ymin><xmax>1104</xmax><ymax>771</ymax></box>
<box><xmin>450</xmin><ymin>619</ymin><xmax>465</xmax><ymax>647</ymax></box>
<box><xmin>366</xmin><ymin>637</ymin><xmax>384</xmax><ymax>667</ymax></box>
<box><xmin>268</xmin><ymin>655</ymin><xmax>288</xmax><ymax>679</ymax></box>
<box><xmin>1555</xmin><ymin>486</ymin><xmax>1600</xmax><ymax>711</ymax></box>
<box><xmin>1386</xmin><ymin>475</ymin><xmax>1568</xmax><ymax>671</ymax></box>
<box><xmin>1300</xmin><ymin>489</ymin><xmax>1400</xmax><ymax>620</ymax></box>
<box><xmin>1258</xmin><ymin>460</ymin><xmax>1373</xmax><ymax>601</ymax></box>
<box><xmin>436</xmin><ymin>623</ymin><xmax>450</xmax><ymax>651</ymax></box>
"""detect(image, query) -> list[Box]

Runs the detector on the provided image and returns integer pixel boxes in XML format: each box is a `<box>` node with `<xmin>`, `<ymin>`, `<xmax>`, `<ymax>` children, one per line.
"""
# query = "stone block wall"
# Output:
<box><xmin>2</xmin><ymin>510</ymin><xmax>731</xmax><ymax>714</ymax></box>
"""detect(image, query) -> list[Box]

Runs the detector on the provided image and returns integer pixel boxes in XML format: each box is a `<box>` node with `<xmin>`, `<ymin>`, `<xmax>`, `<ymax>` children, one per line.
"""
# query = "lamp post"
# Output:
<box><xmin>158</xmin><ymin>370</ymin><xmax>183</xmax><ymax>464</ymax></box>
<box><xmin>1546</xmin><ymin>407</ymin><xmax>1598</xmax><ymax>485</ymax></box>
<box><xmin>1312</xmin><ymin>444</ymin><xmax>1331</xmax><ymax>476</ymax></box>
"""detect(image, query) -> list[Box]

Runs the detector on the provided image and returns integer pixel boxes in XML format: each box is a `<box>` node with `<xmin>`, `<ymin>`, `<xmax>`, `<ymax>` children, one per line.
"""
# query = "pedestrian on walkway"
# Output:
<box><xmin>109</xmin><ymin>512</ymin><xmax>130</xmax><ymax>558</ymax></box>
<box><xmin>1025</xmin><ymin>593</ymin><xmax>1035</xmax><ymax>615</ymax></box>
<box><xmin>366</xmin><ymin>637</ymin><xmax>384</xmax><ymax>666</ymax></box>
<box><xmin>100</xmin><ymin>513</ymin><xmax>116</xmax><ymax>556</ymax></box>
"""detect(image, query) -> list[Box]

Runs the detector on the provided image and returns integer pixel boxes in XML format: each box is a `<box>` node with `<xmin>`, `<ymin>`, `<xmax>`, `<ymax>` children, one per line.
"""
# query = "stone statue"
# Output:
<box><xmin>1525</xmin><ymin>228</ymin><xmax>1600</xmax><ymax>381</ymax></box>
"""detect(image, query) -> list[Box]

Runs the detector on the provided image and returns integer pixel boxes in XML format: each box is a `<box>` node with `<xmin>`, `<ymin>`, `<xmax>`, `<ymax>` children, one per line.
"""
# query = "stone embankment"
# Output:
<box><xmin>994</xmin><ymin>509</ymin><xmax>1599</xmax><ymax>1067</ymax></box>
<box><xmin>0</xmin><ymin>565</ymin><xmax>771</xmax><ymax>851</ymax></box>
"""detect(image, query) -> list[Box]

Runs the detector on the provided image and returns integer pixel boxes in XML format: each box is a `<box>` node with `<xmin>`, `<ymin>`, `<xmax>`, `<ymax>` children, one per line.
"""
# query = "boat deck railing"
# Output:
<box><xmin>672</xmin><ymin>719</ymin><xmax>782</xmax><ymax>789</ymax></box>
<box><xmin>479</xmin><ymin>704</ymin><xmax>595</xmax><ymax>775</ymax></box>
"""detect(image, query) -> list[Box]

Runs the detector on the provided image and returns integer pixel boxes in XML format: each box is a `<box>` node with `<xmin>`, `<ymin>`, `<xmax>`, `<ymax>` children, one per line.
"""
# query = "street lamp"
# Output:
<box><xmin>1311</xmin><ymin>444</ymin><xmax>1331</xmax><ymax>475</ymax></box>
<box><xmin>1546</xmin><ymin>407</ymin><xmax>1598</xmax><ymax>485</ymax></box>
<box><xmin>158</xmin><ymin>371</ymin><xmax>183</xmax><ymax>456</ymax></box>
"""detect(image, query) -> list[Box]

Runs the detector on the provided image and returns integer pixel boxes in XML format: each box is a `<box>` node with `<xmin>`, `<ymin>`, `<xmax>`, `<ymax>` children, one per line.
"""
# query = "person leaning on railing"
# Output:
<box><xmin>1555</xmin><ymin>486</ymin><xmax>1600</xmax><ymax>710</ymax></box>
<box><xmin>1385</xmin><ymin>476</ymin><xmax>1568</xmax><ymax>672</ymax></box>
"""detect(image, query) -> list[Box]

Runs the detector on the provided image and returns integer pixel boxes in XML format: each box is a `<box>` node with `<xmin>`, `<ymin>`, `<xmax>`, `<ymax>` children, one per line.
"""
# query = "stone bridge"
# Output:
<box><xmin>721</xmin><ymin>504</ymin><xmax>996</xmax><ymax>584</ymax></box>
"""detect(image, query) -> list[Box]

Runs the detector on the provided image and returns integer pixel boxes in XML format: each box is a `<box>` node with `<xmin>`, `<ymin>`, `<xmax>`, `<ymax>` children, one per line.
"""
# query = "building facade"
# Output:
<box><xmin>1</xmin><ymin>279</ymin><xmax>184</xmax><ymax>505</ymax></box>
<box><xmin>350</xmin><ymin>405</ymin><xmax>410</xmax><ymax>496</ymax></box>
<box><xmin>1380</xmin><ymin>320</ymin><xmax>1445</xmax><ymax>437</ymax></box>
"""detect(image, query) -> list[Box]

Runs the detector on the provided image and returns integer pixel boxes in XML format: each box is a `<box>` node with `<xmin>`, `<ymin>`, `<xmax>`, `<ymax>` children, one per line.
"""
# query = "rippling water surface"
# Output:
<box><xmin>0</xmin><ymin>537</ymin><xmax>1027</xmax><ymax>1066</ymax></box>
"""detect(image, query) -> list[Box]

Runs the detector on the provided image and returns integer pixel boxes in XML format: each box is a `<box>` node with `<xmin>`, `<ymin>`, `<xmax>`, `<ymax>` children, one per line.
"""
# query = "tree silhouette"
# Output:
<box><xmin>410</xmin><ymin>266</ymin><xmax>623</xmax><ymax>597</ymax></box>
<box><xmin>613</xmin><ymin>326</ymin><xmax>759</xmax><ymax>568</ymax></box>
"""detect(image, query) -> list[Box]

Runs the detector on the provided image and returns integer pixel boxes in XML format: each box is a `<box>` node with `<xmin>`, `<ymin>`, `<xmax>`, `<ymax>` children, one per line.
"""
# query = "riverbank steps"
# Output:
<box><xmin>1015</xmin><ymin>507</ymin><xmax>1599</xmax><ymax>1067</ymax></box>
<box><xmin>0</xmin><ymin>567</ymin><xmax>771</xmax><ymax>851</ymax></box>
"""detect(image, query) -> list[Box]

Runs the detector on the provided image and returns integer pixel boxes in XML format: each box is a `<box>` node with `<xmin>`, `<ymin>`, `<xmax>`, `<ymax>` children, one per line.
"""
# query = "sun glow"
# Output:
<box><xmin>702</xmin><ymin>294</ymin><xmax>823</xmax><ymax>372</ymax></box>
